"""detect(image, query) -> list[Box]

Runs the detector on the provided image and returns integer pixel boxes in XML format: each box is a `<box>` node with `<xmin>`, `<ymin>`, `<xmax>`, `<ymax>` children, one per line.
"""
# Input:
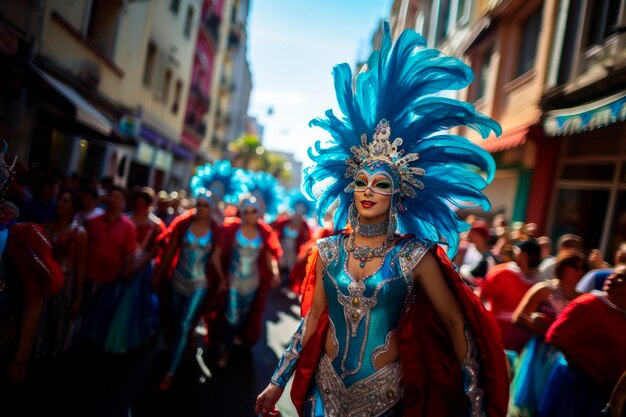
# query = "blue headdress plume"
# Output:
<box><xmin>286</xmin><ymin>187</ymin><xmax>315</xmax><ymax>218</ymax></box>
<box><xmin>244</xmin><ymin>170</ymin><xmax>284</xmax><ymax>222</ymax></box>
<box><xmin>189</xmin><ymin>160</ymin><xmax>246</xmax><ymax>205</ymax></box>
<box><xmin>302</xmin><ymin>22</ymin><xmax>500</xmax><ymax>258</ymax></box>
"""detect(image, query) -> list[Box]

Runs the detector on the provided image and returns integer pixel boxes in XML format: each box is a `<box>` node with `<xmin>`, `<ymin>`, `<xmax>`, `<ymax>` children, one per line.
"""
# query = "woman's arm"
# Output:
<box><xmin>255</xmin><ymin>257</ymin><xmax>327</xmax><ymax>415</ymax></box>
<box><xmin>414</xmin><ymin>250</ymin><xmax>485</xmax><ymax>416</ymax></box>
<box><xmin>5</xmin><ymin>285</ymin><xmax>44</xmax><ymax>384</ymax></box>
<box><xmin>414</xmin><ymin>251</ymin><xmax>467</xmax><ymax>363</ymax></box>
<box><xmin>267</xmin><ymin>251</ymin><xmax>281</xmax><ymax>288</ymax></box>
<box><xmin>210</xmin><ymin>246</ymin><xmax>226</xmax><ymax>292</ymax></box>
<box><xmin>511</xmin><ymin>283</ymin><xmax>552</xmax><ymax>336</ymax></box>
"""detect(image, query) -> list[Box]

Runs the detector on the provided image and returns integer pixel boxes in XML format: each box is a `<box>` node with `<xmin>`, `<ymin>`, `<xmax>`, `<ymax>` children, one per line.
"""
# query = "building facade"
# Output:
<box><xmin>387</xmin><ymin>0</ymin><xmax>626</xmax><ymax>256</ymax></box>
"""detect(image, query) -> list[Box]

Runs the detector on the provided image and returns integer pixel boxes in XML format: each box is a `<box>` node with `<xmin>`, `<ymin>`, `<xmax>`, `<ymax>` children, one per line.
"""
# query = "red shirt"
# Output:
<box><xmin>546</xmin><ymin>292</ymin><xmax>626</xmax><ymax>384</ymax></box>
<box><xmin>480</xmin><ymin>262</ymin><xmax>536</xmax><ymax>351</ymax></box>
<box><xmin>86</xmin><ymin>214</ymin><xmax>136</xmax><ymax>284</ymax></box>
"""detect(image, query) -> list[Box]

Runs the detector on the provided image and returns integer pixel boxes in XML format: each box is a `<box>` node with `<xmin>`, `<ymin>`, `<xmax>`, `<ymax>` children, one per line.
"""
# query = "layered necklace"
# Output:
<box><xmin>346</xmin><ymin>220</ymin><xmax>393</xmax><ymax>268</ymax></box>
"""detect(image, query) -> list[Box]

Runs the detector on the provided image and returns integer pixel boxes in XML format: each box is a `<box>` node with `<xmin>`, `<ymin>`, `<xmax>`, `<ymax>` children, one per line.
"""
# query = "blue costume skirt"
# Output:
<box><xmin>104</xmin><ymin>262</ymin><xmax>158</xmax><ymax>353</ymax></box>
<box><xmin>509</xmin><ymin>337</ymin><xmax>561</xmax><ymax>416</ymax></box>
<box><xmin>538</xmin><ymin>355</ymin><xmax>611</xmax><ymax>417</ymax></box>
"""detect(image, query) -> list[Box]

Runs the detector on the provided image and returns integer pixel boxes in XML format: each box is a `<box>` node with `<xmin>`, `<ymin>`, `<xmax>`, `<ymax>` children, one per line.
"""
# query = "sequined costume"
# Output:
<box><xmin>154</xmin><ymin>210</ymin><xmax>222</xmax><ymax>375</ymax></box>
<box><xmin>273</xmin><ymin>238</ymin><xmax>508</xmax><ymax>417</ymax></box>
<box><xmin>265</xmin><ymin>21</ymin><xmax>509</xmax><ymax>417</ymax></box>
<box><xmin>220</xmin><ymin>217</ymin><xmax>282</xmax><ymax>347</ymax></box>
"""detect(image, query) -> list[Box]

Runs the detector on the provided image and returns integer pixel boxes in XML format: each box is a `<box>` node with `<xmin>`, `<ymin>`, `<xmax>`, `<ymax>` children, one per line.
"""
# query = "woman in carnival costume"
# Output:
<box><xmin>153</xmin><ymin>161</ymin><xmax>239</xmax><ymax>390</ymax></box>
<box><xmin>255</xmin><ymin>23</ymin><xmax>508</xmax><ymax>417</ymax></box>
<box><xmin>271</xmin><ymin>189</ymin><xmax>313</xmax><ymax>290</ymax></box>
<box><xmin>217</xmin><ymin>170</ymin><xmax>283</xmax><ymax>367</ymax></box>
<box><xmin>0</xmin><ymin>144</ymin><xmax>63</xmax><ymax>385</ymax></box>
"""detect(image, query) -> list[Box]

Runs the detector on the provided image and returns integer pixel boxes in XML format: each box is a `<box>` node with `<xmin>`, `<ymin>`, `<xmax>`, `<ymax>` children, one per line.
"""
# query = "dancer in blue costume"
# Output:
<box><xmin>256</xmin><ymin>23</ymin><xmax>509</xmax><ymax>417</ymax></box>
<box><xmin>218</xmin><ymin>191</ymin><xmax>283</xmax><ymax>367</ymax></box>
<box><xmin>154</xmin><ymin>161</ymin><xmax>243</xmax><ymax>390</ymax></box>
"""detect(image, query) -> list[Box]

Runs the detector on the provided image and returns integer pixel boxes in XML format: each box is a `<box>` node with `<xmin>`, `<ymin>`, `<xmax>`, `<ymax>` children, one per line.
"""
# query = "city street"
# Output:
<box><xmin>7</xmin><ymin>289</ymin><xmax>301</xmax><ymax>417</ymax></box>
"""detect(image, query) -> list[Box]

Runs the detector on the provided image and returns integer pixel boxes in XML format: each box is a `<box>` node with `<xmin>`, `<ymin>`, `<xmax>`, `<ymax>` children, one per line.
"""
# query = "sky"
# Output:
<box><xmin>247</xmin><ymin>0</ymin><xmax>393</xmax><ymax>166</ymax></box>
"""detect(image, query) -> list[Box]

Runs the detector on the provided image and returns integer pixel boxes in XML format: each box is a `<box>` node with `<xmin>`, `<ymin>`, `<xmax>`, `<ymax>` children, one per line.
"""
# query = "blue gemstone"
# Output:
<box><xmin>359</xmin><ymin>262</ymin><xmax>365</xmax><ymax>267</ymax></box>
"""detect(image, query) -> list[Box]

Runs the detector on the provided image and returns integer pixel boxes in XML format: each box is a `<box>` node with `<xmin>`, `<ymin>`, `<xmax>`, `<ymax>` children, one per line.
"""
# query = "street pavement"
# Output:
<box><xmin>6</xmin><ymin>288</ymin><xmax>301</xmax><ymax>417</ymax></box>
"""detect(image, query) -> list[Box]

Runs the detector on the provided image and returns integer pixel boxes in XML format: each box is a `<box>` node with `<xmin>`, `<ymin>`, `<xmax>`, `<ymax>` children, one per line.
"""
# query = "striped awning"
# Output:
<box><xmin>543</xmin><ymin>90</ymin><xmax>626</xmax><ymax>136</ymax></box>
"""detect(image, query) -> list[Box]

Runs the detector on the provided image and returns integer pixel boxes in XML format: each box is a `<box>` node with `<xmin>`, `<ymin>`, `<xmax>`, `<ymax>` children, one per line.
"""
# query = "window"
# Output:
<box><xmin>171</xmin><ymin>80</ymin><xmax>182</xmax><ymax>114</ymax></box>
<box><xmin>86</xmin><ymin>0</ymin><xmax>122</xmax><ymax>56</ymax></box>
<box><xmin>474</xmin><ymin>46</ymin><xmax>493</xmax><ymax>101</ymax></box>
<box><xmin>142</xmin><ymin>43</ymin><xmax>157</xmax><ymax>87</ymax></box>
<box><xmin>170</xmin><ymin>0</ymin><xmax>181</xmax><ymax>14</ymax></box>
<box><xmin>435</xmin><ymin>0</ymin><xmax>451</xmax><ymax>45</ymax></box>
<box><xmin>163</xmin><ymin>69</ymin><xmax>172</xmax><ymax>104</ymax></box>
<box><xmin>456</xmin><ymin>0</ymin><xmax>469</xmax><ymax>24</ymax></box>
<box><xmin>184</xmin><ymin>5</ymin><xmax>194</xmax><ymax>39</ymax></box>
<box><xmin>585</xmin><ymin>0</ymin><xmax>622</xmax><ymax>47</ymax></box>
<box><xmin>516</xmin><ymin>7</ymin><xmax>543</xmax><ymax>77</ymax></box>
<box><xmin>551</xmin><ymin>188</ymin><xmax>610</xmax><ymax>251</ymax></box>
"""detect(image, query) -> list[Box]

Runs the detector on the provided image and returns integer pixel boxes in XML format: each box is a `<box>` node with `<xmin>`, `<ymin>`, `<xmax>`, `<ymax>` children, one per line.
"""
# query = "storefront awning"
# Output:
<box><xmin>38</xmin><ymin>71</ymin><xmax>114</xmax><ymax>136</ymax></box>
<box><xmin>543</xmin><ymin>90</ymin><xmax>626</xmax><ymax>136</ymax></box>
<box><xmin>479</xmin><ymin>127</ymin><xmax>528</xmax><ymax>153</ymax></box>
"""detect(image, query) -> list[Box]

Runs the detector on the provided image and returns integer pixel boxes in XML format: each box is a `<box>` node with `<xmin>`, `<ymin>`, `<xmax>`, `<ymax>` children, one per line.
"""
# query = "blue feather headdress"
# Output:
<box><xmin>302</xmin><ymin>23</ymin><xmax>500</xmax><ymax>258</ymax></box>
<box><xmin>285</xmin><ymin>187</ymin><xmax>316</xmax><ymax>218</ymax></box>
<box><xmin>242</xmin><ymin>170</ymin><xmax>285</xmax><ymax>222</ymax></box>
<box><xmin>189</xmin><ymin>160</ymin><xmax>246</xmax><ymax>205</ymax></box>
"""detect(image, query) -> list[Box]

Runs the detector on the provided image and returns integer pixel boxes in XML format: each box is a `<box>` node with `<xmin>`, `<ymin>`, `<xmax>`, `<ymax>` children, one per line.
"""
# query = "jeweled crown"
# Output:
<box><xmin>344</xmin><ymin>119</ymin><xmax>425</xmax><ymax>199</ymax></box>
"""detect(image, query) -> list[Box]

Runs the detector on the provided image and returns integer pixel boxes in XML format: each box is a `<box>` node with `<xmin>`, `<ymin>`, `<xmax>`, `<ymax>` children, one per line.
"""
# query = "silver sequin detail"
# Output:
<box><xmin>371</xmin><ymin>330</ymin><xmax>395</xmax><ymax>369</ymax></box>
<box><xmin>315</xmin><ymin>354</ymin><xmax>403</xmax><ymax>417</ymax></box>
<box><xmin>317</xmin><ymin>236</ymin><xmax>341</xmax><ymax>267</ymax></box>
<box><xmin>462</xmin><ymin>324</ymin><xmax>486</xmax><ymax>417</ymax></box>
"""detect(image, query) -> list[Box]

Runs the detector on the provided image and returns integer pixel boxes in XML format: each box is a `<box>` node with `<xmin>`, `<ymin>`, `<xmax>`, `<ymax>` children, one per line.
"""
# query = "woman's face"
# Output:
<box><xmin>353</xmin><ymin>169</ymin><xmax>392</xmax><ymax>224</ymax></box>
<box><xmin>55</xmin><ymin>191</ymin><xmax>74</xmax><ymax>217</ymax></box>
<box><xmin>195</xmin><ymin>199</ymin><xmax>211</xmax><ymax>220</ymax></box>
<box><xmin>241</xmin><ymin>204</ymin><xmax>259</xmax><ymax>225</ymax></box>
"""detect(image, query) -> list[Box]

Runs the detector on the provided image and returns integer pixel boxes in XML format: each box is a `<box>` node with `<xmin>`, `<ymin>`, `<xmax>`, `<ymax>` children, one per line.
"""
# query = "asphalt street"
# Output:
<box><xmin>5</xmin><ymin>288</ymin><xmax>301</xmax><ymax>417</ymax></box>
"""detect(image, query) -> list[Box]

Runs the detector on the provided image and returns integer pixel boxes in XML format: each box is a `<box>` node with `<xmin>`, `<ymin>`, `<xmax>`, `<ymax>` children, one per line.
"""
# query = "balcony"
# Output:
<box><xmin>202</xmin><ymin>12</ymin><xmax>220</xmax><ymax>45</ymax></box>
<box><xmin>189</xmin><ymin>84</ymin><xmax>210</xmax><ymax>112</ymax></box>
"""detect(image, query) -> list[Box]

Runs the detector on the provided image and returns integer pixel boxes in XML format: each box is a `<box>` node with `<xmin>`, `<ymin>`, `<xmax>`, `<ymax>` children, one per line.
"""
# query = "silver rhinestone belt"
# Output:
<box><xmin>315</xmin><ymin>354</ymin><xmax>402</xmax><ymax>417</ymax></box>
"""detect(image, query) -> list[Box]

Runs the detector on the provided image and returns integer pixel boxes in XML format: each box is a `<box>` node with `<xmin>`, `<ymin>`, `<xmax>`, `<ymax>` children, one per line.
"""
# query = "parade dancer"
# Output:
<box><xmin>256</xmin><ymin>23</ymin><xmax>509</xmax><ymax>417</ymax></box>
<box><xmin>271</xmin><ymin>189</ymin><xmax>312</xmax><ymax>291</ymax></box>
<box><xmin>217</xmin><ymin>191</ymin><xmax>283</xmax><ymax>368</ymax></box>
<box><xmin>154</xmin><ymin>162</ymin><xmax>241</xmax><ymax>390</ymax></box>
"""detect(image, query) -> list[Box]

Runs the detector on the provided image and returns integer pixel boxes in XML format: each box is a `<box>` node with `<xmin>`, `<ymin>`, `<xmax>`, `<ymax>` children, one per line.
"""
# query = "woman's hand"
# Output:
<box><xmin>255</xmin><ymin>383</ymin><xmax>283</xmax><ymax>415</ymax></box>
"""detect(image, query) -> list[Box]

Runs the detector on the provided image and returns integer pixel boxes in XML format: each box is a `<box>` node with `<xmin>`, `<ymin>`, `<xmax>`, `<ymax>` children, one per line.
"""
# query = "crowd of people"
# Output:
<box><xmin>454</xmin><ymin>216</ymin><xmax>626</xmax><ymax>417</ymax></box>
<box><xmin>0</xmin><ymin>159</ymin><xmax>316</xmax><ymax>394</ymax></box>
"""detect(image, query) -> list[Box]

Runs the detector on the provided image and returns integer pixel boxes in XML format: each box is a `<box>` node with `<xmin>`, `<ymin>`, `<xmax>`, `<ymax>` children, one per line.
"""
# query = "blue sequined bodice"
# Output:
<box><xmin>317</xmin><ymin>234</ymin><xmax>428</xmax><ymax>387</ymax></box>
<box><xmin>175</xmin><ymin>229</ymin><xmax>213</xmax><ymax>280</ymax></box>
<box><xmin>229</xmin><ymin>229</ymin><xmax>262</xmax><ymax>295</ymax></box>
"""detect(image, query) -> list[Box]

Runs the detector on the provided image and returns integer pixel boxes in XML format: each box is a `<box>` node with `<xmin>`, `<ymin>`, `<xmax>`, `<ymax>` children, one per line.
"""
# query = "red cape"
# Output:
<box><xmin>8</xmin><ymin>222</ymin><xmax>64</xmax><ymax>297</ymax></box>
<box><xmin>220</xmin><ymin>217</ymin><xmax>283</xmax><ymax>347</ymax></box>
<box><xmin>291</xmin><ymin>239</ymin><xmax>509</xmax><ymax>417</ymax></box>
<box><xmin>288</xmin><ymin>226</ymin><xmax>333</xmax><ymax>294</ymax></box>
